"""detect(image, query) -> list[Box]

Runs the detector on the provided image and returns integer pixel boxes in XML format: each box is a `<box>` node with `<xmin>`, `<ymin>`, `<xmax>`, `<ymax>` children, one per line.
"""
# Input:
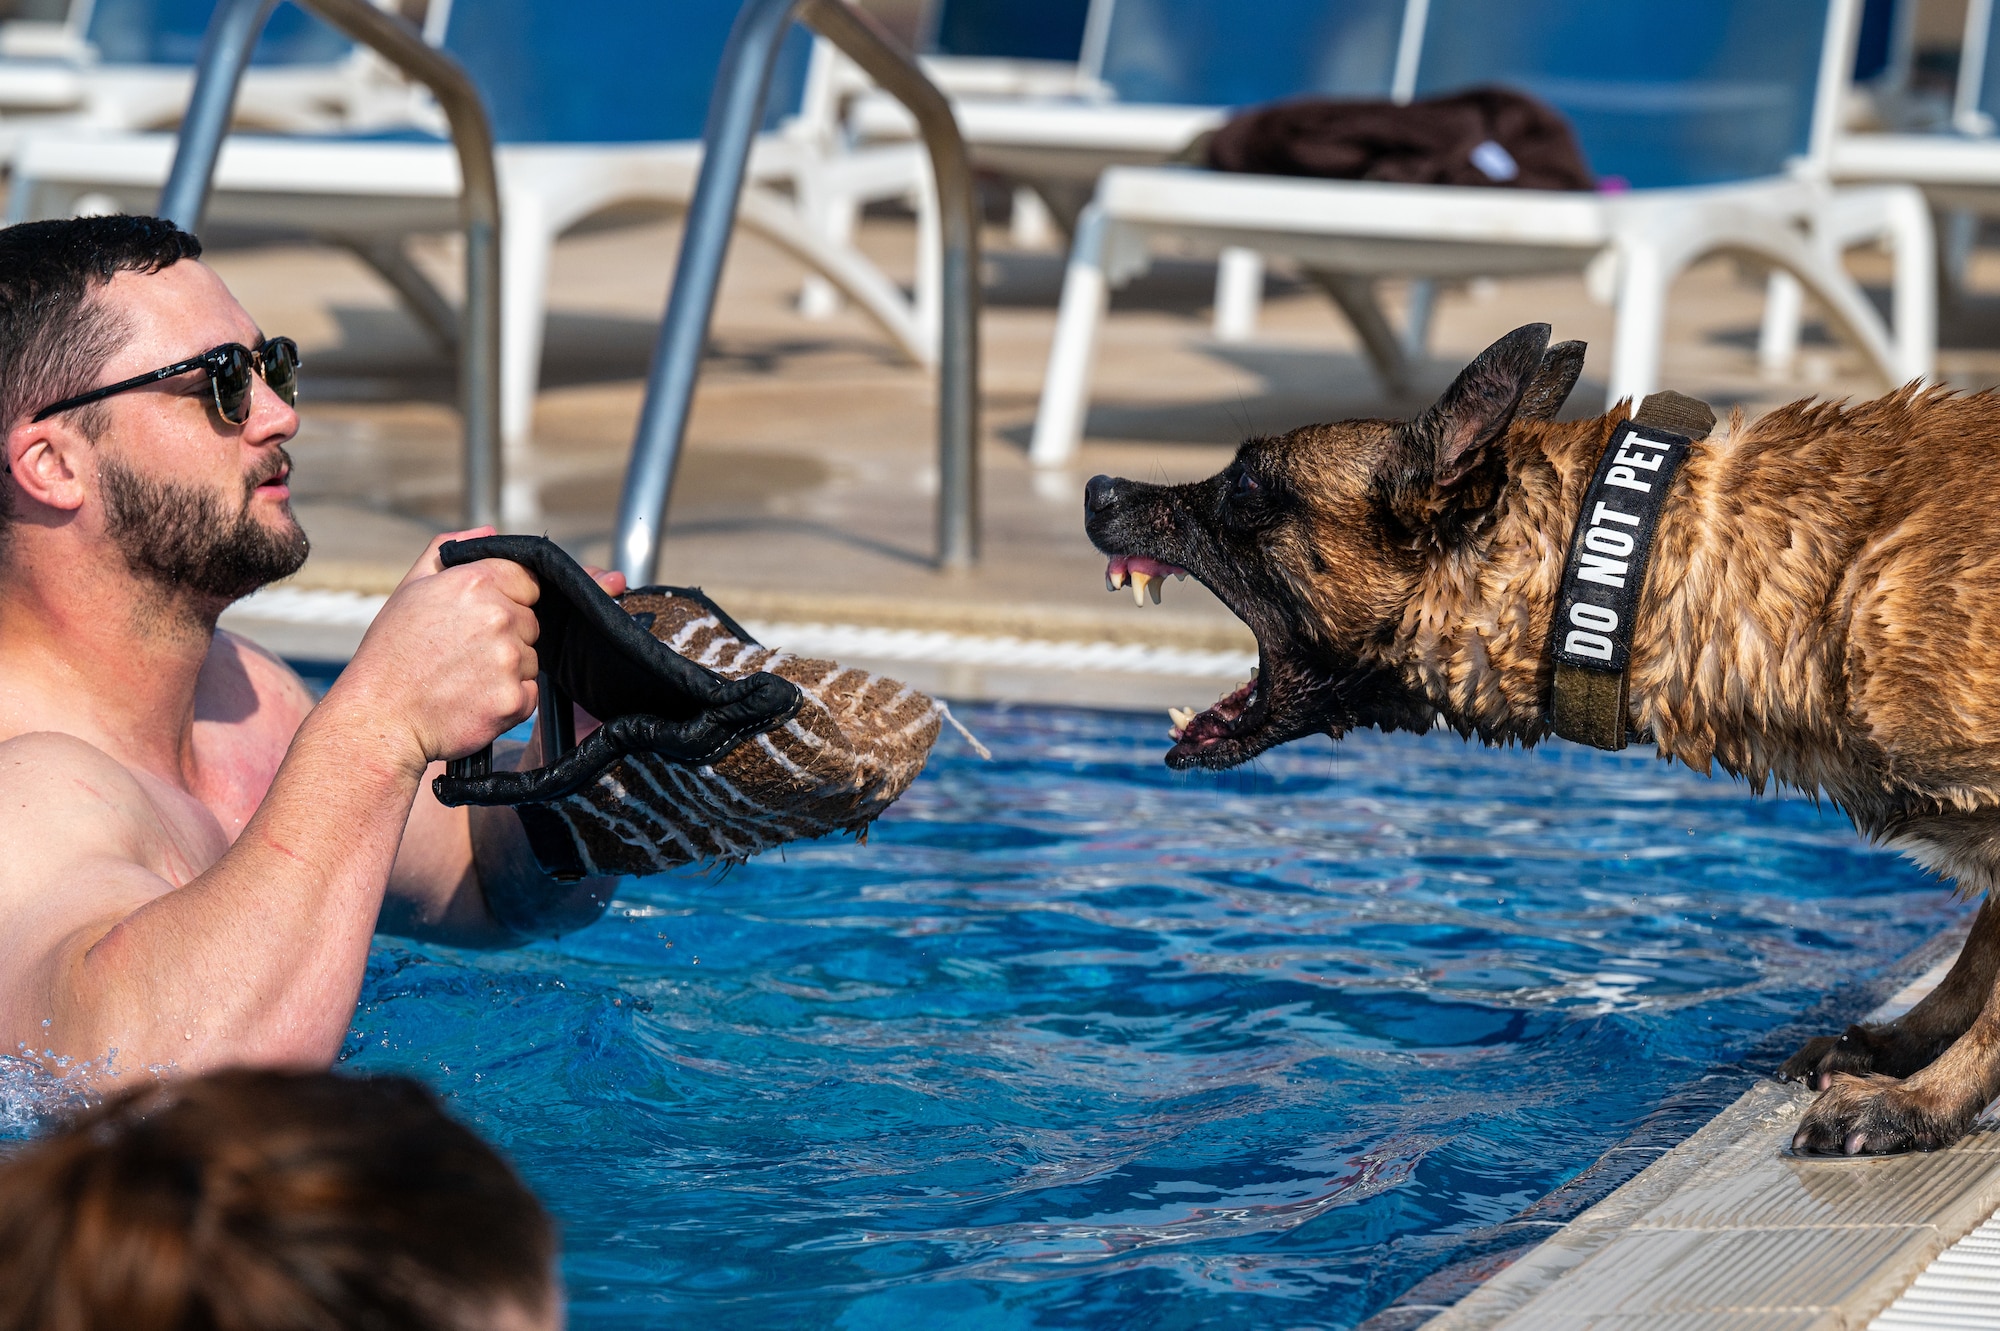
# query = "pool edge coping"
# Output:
<box><xmin>1414</xmin><ymin>934</ymin><xmax>1993</xmax><ymax>1331</ymax></box>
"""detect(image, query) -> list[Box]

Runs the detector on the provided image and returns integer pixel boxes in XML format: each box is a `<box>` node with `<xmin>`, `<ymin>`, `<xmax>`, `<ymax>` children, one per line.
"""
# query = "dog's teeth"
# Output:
<box><xmin>1147</xmin><ymin>576</ymin><xmax>1162</xmax><ymax>605</ymax></box>
<box><xmin>1105</xmin><ymin>570</ymin><xmax>1116</xmax><ymax>593</ymax></box>
<box><xmin>1130</xmin><ymin>570</ymin><xmax>1153</xmax><ymax>606</ymax></box>
<box><xmin>1107</xmin><ymin>565</ymin><xmax>1127</xmax><ymax>591</ymax></box>
<box><xmin>1168</xmin><ymin>706</ymin><xmax>1195</xmax><ymax>732</ymax></box>
<box><xmin>1174</xmin><ymin>571</ymin><xmax>1187</xmax><ymax>581</ymax></box>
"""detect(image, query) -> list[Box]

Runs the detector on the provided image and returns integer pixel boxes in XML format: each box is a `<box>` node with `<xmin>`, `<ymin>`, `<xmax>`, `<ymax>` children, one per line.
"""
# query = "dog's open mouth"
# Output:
<box><xmin>1165</xmin><ymin>667</ymin><xmax>1276</xmax><ymax>769</ymax></box>
<box><xmin>1104</xmin><ymin>553</ymin><xmax>1187</xmax><ymax>604</ymax></box>
<box><xmin>1102</xmin><ymin>553</ymin><xmax>1290</xmax><ymax>770</ymax></box>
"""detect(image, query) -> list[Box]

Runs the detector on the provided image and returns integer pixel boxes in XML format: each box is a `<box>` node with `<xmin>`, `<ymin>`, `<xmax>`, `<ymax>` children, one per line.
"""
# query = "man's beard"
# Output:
<box><xmin>99</xmin><ymin>451</ymin><xmax>309</xmax><ymax>603</ymax></box>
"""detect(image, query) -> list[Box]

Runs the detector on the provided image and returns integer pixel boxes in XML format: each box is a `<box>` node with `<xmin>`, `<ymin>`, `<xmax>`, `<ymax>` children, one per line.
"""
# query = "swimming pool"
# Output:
<box><xmin>2</xmin><ymin>702</ymin><xmax>1964</xmax><ymax>1327</ymax></box>
<box><xmin>346</xmin><ymin>703</ymin><xmax>1958</xmax><ymax>1329</ymax></box>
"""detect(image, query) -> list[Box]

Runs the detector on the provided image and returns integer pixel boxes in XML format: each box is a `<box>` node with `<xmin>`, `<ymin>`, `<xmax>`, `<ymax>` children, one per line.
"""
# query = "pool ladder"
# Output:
<box><xmin>161</xmin><ymin>0</ymin><xmax>984</xmax><ymax>779</ymax></box>
<box><xmin>159</xmin><ymin>0</ymin><xmax>983</xmax><ymax>580</ymax></box>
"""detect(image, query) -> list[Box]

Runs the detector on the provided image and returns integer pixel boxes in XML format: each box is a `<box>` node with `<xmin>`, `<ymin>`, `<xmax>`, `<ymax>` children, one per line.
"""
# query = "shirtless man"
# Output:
<box><xmin>0</xmin><ymin>215</ymin><xmax>619</xmax><ymax>1083</ymax></box>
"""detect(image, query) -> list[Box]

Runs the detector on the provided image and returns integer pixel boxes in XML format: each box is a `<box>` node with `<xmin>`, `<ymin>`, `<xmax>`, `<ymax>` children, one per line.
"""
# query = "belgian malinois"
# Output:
<box><xmin>1085</xmin><ymin>322</ymin><xmax>2000</xmax><ymax>1156</ymax></box>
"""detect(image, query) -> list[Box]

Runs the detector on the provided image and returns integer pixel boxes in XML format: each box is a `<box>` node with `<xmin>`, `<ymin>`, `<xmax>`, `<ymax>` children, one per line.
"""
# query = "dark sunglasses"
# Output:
<box><xmin>32</xmin><ymin>337</ymin><xmax>301</xmax><ymax>427</ymax></box>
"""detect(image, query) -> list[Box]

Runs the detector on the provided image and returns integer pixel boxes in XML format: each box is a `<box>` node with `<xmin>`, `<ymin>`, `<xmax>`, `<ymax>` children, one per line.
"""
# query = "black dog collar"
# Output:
<box><xmin>1549</xmin><ymin>391</ymin><xmax>1713</xmax><ymax>750</ymax></box>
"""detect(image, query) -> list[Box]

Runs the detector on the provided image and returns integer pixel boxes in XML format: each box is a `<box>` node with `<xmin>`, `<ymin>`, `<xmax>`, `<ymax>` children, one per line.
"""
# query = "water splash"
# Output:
<box><xmin>0</xmin><ymin>1054</ymin><xmax>98</xmax><ymax>1140</ymax></box>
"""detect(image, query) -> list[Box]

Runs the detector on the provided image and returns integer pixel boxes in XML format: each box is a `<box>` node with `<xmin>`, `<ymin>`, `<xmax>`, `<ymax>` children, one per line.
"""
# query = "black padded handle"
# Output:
<box><xmin>536</xmin><ymin>670</ymin><xmax>575</xmax><ymax>765</ymax></box>
<box><xmin>440</xmin><ymin>671</ymin><xmax>568</xmax><ymax>786</ymax></box>
<box><xmin>446</xmin><ymin>746</ymin><xmax>492</xmax><ymax>781</ymax></box>
<box><xmin>427</xmin><ymin>535</ymin><xmax>801</xmax><ymax>809</ymax></box>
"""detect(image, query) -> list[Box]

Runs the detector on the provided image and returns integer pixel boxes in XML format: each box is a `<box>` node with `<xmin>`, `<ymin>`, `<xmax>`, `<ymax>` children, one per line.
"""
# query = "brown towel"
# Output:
<box><xmin>1202</xmin><ymin>86</ymin><xmax>1594</xmax><ymax>191</ymax></box>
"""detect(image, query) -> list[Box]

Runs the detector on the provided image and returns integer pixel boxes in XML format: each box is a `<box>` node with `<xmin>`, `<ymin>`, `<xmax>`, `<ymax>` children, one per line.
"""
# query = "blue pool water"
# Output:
<box><xmin>348</xmin><ymin>704</ymin><xmax>1958</xmax><ymax>1329</ymax></box>
<box><xmin>1</xmin><ymin>703</ymin><xmax>1965</xmax><ymax>1327</ymax></box>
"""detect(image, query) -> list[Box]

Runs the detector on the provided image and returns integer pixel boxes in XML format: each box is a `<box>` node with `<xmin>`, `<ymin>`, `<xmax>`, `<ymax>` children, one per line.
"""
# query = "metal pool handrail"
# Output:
<box><xmin>613</xmin><ymin>0</ymin><xmax>982</xmax><ymax>583</ymax></box>
<box><xmin>160</xmin><ymin>0</ymin><xmax>504</xmax><ymax>530</ymax></box>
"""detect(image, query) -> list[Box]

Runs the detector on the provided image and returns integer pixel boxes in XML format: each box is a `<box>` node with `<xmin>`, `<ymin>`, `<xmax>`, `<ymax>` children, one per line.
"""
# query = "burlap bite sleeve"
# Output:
<box><xmin>513</xmin><ymin>589</ymin><xmax>949</xmax><ymax>880</ymax></box>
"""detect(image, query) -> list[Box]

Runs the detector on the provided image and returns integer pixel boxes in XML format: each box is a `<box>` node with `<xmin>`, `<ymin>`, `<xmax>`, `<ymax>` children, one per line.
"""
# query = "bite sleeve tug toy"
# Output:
<box><xmin>430</xmin><ymin>535</ymin><xmax>952</xmax><ymax>880</ymax></box>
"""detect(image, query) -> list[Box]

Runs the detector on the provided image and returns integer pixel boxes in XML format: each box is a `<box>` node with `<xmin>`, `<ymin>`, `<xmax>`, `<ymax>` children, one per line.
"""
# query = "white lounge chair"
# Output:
<box><xmin>850</xmin><ymin>0</ymin><xmax>1421</xmax><ymax>343</ymax></box>
<box><xmin>1821</xmin><ymin>0</ymin><xmax>2000</xmax><ymax>320</ymax></box>
<box><xmin>861</xmin><ymin>0</ymin><xmax>1417</xmax><ymax>222</ymax></box>
<box><xmin>791</xmin><ymin>0</ymin><xmax>1094</xmax><ymax>315</ymax></box>
<box><xmin>0</xmin><ymin>0</ymin><xmax>407</xmax><ymax>160</ymax></box>
<box><xmin>8</xmin><ymin>0</ymin><xmax>935</xmax><ymax>523</ymax></box>
<box><xmin>1027</xmin><ymin>0</ymin><xmax>1936</xmax><ymax>468</ymax></box>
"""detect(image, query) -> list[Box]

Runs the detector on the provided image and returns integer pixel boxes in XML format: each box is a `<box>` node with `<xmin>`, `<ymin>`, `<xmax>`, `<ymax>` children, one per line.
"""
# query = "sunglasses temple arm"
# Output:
<box><xmin>32</xmin><ymin>357</ymin><xmax>209</xmax><ymax>422</ymax></box>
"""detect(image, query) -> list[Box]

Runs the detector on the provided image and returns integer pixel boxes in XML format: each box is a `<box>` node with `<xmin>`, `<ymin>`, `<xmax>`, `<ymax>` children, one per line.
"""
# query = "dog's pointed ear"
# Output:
<box><xmin>1514</xmin><ymin>340</ymin><xmax>1586</xmax><ymax>422</ymax></box>
<box><xmin>1379</xmin><ymin>323</ymin><xmax>1548</xmax><ymax>539</ymax></box>
<box><xmin>1403</xmin><ymin>323</ymin><xmax>1549</xmax><ymax>487</ymax></box>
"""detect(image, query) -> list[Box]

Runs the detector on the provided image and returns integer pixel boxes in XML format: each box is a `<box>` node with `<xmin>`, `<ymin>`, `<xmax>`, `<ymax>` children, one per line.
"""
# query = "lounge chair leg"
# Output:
<box><xmin>1212</xmin><ymin>247</ymin><xmax>1263</xmax><ymax>343</ymax></box>
<box><xmin>736</xmin><ymin>187</ymin><xmax>933</xmax><ymax>365</ymax></box>
<box><xmin>1759</xmin><ymin>270</ymin><xmax>1804</xmax><ymax>376</ymax></box>
<box><xmin>1308</xmin><ymin>270</ymin><xmax>1411</xmax><ymax>396</ymax></box>
<box><xmin>1607</xmin><ymin>239</ymin><xmax>1669</xmax><ymax>409</ymax></box>
<box><xmin>798</xmin><ymin>276</ymin><xmax>841</xmax><ymax>319</ymax></box>
<box><xmin>1776</xmin><ymin>185</ymin><xmax>1928</xmax><ymax>389</ymax></box>
<box><xmin>1030</xmin><ymin>202</ymin><xmax>1113</xmax><ymax>468</ymax></box>
<box><xmin>797</xmin><ymin>177</ymin><xmax>858</xmax><ymax>320</ymax></box>
<box><xmin>1943</xmin><ymin>207</ymin><xmax>1976</xmax><ymax>309</ymax></box>
<box><xmin>1402</xmin><ymin>278</ymin><xmax>1437</xmax><ymax>360</ymax></box>
<box><xmin>1882</xmin><ymin>185</ymin><xmax>1937</xmax><ymax>384</ymax></box>
<box><xmin>1796</xmin><ymin>184</ymin><xmax>1935</xmax><ymax>387</ymax></box>
<box><xmin>1011</xmin><ymin>185</ymin><xmax>1055</xmax><ymax>249</ymax></box>
<box><xmin>499</xmin><ymin>188</ymin><xmax>554</xmax><ymax>525</ymax></box>
<box><xmin>343</xmin><ymin>238</ymin><xmax>458</xmax><ymax>353</ymax></box>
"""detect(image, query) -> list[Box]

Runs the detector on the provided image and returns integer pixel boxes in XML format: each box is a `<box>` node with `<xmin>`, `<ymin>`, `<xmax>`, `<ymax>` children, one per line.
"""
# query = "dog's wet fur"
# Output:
<box><xmin>1086</xmin><ymin>323</ymin><xmax>2000</xmax><ymax>1156</ymax></box>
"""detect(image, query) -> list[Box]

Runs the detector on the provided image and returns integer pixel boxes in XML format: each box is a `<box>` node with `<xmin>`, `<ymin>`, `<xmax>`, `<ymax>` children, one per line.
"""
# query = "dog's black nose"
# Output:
<box><xmin>1085</xmin><ymin>474</ymin><xmax>1120</xmax><ymax>515</ymax></box>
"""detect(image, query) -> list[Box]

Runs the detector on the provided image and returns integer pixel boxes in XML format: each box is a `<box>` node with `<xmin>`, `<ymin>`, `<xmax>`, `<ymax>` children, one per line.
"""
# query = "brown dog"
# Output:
<box><xmin>1085</xmin><ymin>322</ymin><xmax>2000</xmax><ymax>1156</ymax></box>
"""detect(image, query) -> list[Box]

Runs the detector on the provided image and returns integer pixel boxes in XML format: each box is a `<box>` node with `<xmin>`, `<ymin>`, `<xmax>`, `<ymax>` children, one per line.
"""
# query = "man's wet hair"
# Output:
<box><xmin>0</xmin><ymin>215</ymin><xmax>202</xmax><ymax>547</ymax></box>
<box><xmin>0</xmin><ymin>1069</ymin><xmax>559</xmax><ymax>1331</ymax></box>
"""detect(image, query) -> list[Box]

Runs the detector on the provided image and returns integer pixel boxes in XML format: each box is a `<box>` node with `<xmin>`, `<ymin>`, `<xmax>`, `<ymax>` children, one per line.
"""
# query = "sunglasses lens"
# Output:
<box><xmin>262</xmin><ymin>339</ymin><xmax>299</xmax><ymax>407</ymax></box>
<box><xmin>212</xmin><ymin>346</ymin><xmax>253</xmax><ymax>425</ymax></box>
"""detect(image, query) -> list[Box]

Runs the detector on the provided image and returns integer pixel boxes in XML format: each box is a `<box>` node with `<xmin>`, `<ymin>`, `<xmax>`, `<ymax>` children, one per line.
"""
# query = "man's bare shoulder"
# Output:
<box><xmin>0</xmin><ymin>731</ymin><xmax>186</xmax><ymax>863</ymax></box>
<box><xmin>0</xmin><ymin>730</ymin><xmax>196</xmax><ymax>1067</ymax></box>
<box><xmin>0</xmin><ymin>730</ymin><xmax>149</xmax><ymax>804</ymax></box>
<box><xmin>0</xmin><ymin>731</ymin><xmax>184</xmax><ymax>946</ymax></box>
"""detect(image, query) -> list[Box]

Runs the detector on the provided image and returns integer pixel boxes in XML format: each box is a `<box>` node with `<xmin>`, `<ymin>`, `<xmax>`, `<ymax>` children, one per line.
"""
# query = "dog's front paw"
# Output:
<box><xmin>1779</xmin><ymin>1023</ymin><xmax>1899</xmax><ymax>1089</ymax></box>
<box><xmin>1790</xmin><ymin>1072</ymin><xmax>1979</xmax><ymax>1155</ymax></box>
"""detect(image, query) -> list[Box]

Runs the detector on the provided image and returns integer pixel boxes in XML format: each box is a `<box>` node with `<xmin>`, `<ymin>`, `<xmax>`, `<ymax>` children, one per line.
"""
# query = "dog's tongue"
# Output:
<box><xmin>1105</xmin><ymin>554</ymin><xmax>1188</xmax><ymax>606</ymax></box>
